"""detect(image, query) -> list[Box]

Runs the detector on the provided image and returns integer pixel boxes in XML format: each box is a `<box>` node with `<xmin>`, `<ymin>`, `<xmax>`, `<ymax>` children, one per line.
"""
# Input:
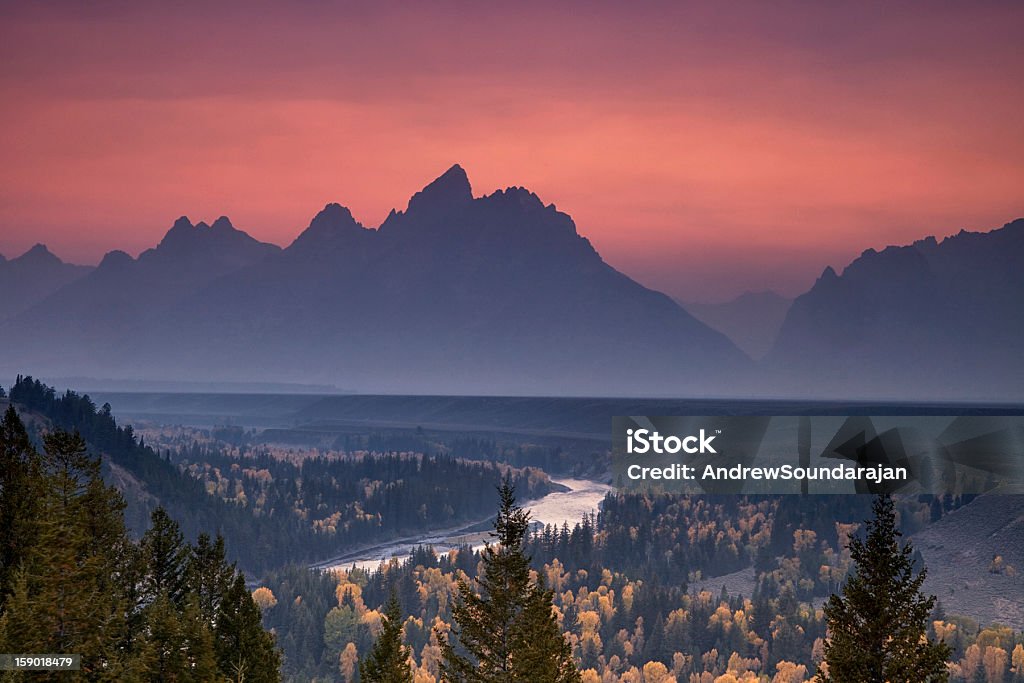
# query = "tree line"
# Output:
<box><xmin>6</xmin><ymin>376</ymin><xmax>550</xmax><ymax>575</ymax></box>
<box><xmin>0</xmin><ymin>404</ymin><xmax>279</xmax><ymax>681</ymax></box>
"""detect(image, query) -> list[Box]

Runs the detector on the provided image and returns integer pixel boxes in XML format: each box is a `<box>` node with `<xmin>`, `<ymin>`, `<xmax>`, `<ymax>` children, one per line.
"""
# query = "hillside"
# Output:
<box><xmin>913</xmin><ymin>492</ymin><xmax>1024</xmax><ymax>629</ymax></box>
<box><xmin>691</xmin><ymin>493</ymin><xmax>1024</xmax><ymax>630</ymax></box>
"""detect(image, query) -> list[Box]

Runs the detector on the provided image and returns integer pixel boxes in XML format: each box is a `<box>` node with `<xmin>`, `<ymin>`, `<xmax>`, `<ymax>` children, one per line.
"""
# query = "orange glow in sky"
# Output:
<box><xmin>1</xmin><ymin>2</ymin><xmax>1022</xmax><ymax>301</ymax></box>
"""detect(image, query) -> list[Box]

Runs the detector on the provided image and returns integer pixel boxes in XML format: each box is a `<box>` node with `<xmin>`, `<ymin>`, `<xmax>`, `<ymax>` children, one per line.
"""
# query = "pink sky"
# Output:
<box><xmin>1</xmin><ymin>2</ymin><xmax>1022</xmax><ymax>301</ymax></box>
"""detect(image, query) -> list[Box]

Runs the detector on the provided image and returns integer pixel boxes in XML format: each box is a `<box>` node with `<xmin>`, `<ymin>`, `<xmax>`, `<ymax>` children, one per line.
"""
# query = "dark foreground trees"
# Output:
<box><xmin>0</xmin><ymin>405</ymin><xmax>280</xmax><ymax>681</ymax></box>
<box><xmin>360</xmin><ymin>590</ymin><xmax>413</xmax><ymax>683</ymax></box>
<box><xmin>817</xmin><ymin>494</ymin><xmax>950</xmax><ymax>683</ymax></box>
<box><xmin>0</xmin><ymin>426</ymin><xmax>133</xmax><ymax>677</ymax></box>
<box><xmin>438</xmin><ymin>479</ymin><xmax>580</xmax><ymax>683</ymax></box>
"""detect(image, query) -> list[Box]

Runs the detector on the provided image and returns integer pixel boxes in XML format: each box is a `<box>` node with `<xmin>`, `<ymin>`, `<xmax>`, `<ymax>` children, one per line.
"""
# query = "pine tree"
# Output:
<box><xmin>439</xmin><ymin>479</ymin><xmax>580</xmax><ymax>683</ymax></box>
<box><xmin>0</xmin><ymin>385</ymin><xmax>284</xmax><ymax>681</ymax></box>
<box><xmin>187</xmin><ymin>532</ymin><xmax>235</xmax><ymax>627</ymax></box>
<box><xmin>817</xmin><ymin>494</ymin><xmax>950</xmax><ymax>683</ymax></box>
<box><xmin>140</xmin><ymin>507</ymin><xmax>191</xmax><ymax>606</ymax></box>
<box><xmin>1</xmin><ymin>430</ymin><xmax>133</xmax><ymax>679</ymax></box>
<box><xmin>137</xmin><ymin>593</ymin><xmax>218</xmax><ymax>682</ymax></box>
<box><xmin>0</xmin><ymin>569</ymin><xmax>45</xmax><ymax>656</ymax></box>
<box><xmin>215</xmin><ymin>574</ymin><xmax>282</xmax><ymax>683</ymax></box>
<box><xmin>0</xmin><ymin>405</ymin><xmax>41</xmax><ymax>609</ymax></box>
<box><xmin>360</xmin><ymin>590</ymin><xmax>413</xmax><ymax>683</ymax></box>
<box><xmin>513</xmin><ymin>574</ymin><xmax>580</xmax><ymax>682</ymax></box>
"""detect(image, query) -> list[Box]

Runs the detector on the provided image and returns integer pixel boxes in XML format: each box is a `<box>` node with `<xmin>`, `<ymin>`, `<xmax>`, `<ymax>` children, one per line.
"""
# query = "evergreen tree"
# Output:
<box><xmin>137</xmin><ymin>593</ymin><xmax>218</xmax><ymax>682</ymax></box>
<box><xmin>360</xmin><ymin>590</ymin><xmax>413</xmax><ymax>683</ymax></box>
<box><xmin>817</xmin><ymin>494</ymin><xmax>950</xmax><ymax>683</ymax></box>
<box><xmin>188</xmin><ymin>532</ymin><xmax>235</xmax><ymax>627</ymax></box>
<box><xmin>0</xmin><ymin>405</ymin><xmax>40</xmax><ymax>609</ymax></box>
<box><xmin>512</xmin><ymin>574</ymin><xmax>580</xmax><ymax>682</ymax></box>
<box><xmin>0</xmin><ymin>430</ymin><xmax>134</xmax><ymax>679</ymax></box>
<box><xmin>0</xmin><ymin>386</ymin><xmax>284</xmax><ymax>682</ymax></box>
<box><xmin>215</xmin><ymin>574</ymin><xmax>281</xmax><ymax>683</ymax></box>
<box><xmin>439</xmin><ymin>479</ymin><xmax>580</xmax><ymax>683</ymax></box>
<box><xmin>140</xmin><ymin>507</ymin><xmax>191</xmax><ymax>606</ymax></box>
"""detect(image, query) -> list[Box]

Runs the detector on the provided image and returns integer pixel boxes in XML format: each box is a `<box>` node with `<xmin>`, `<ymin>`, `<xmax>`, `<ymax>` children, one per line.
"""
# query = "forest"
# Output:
<box><xmin>258</xmin><ymin>491</ymin><xmax>1021</xmax><ymax>682</ymax></box>
<box><xmin>5</xmin><ymin>376</ymin><xmax>551</xmax><ymax>575</ymax></box>
<box><xmin>0</xmin><ymin>403</ymin><xmax>278</xmax><ymax>680</ymax></box>
<box><xmin>1</xmin><ymin>377</ymin><xmax>1022</xmax><ymax>682</ymax></box>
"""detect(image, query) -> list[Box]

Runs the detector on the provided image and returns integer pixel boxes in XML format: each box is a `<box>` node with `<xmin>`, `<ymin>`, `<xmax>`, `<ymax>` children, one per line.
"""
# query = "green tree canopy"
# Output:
<box><xmin>0</xmin><ymin>405</ymin><xmax>40</xmax><ymax>609</ymax></box>
<box><xmin>140</xmin><ymin>506</ymin><xmax>191</xmax><ymax>606</ymax></box>
<box><xmin>216</xmin><ymin>574</ymin><xmax>282</xmax><ymax>683</ymax></box>
<box><xmin>439</xmin><ymin>479</ymin><xmax>580</xmax><ymax>683</ymax></box>
<box><xmin>360</xmin><ymin>589</ymin><xmax>413</xmax><ymax>683</ymax></box>
<box><xmin>0</xmin><ymin>427</ymin><xmax>133</xmax><ymax>678</ymax></box>
<box><xmin>0</xmin><ymin>402</ymin><xmax>281</xmax><ymax>682</ymax></box>
<box><xmin>817</xmin><ymin>494</ymin><xmax>950</xmax><ymax>683</ymax></box>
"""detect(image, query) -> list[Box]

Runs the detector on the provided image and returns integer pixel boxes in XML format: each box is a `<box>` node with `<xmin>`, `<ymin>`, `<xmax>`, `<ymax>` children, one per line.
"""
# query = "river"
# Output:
<box><xmin>315</xmin><ymin>477</ymin><xmax>612</xmax><ymax>572</ymax></box>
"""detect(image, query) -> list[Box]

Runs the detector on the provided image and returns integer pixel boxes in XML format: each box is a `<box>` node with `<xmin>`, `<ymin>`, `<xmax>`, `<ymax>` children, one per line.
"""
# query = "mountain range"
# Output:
<box><xmin>0</xmin><ymin>166</ymin><xmax>745</xmax><ymax>396</ymax></box>
<box><xmin>2</xmin><ymin>167</ymin><xmax>1021</xmax><ymax>400</ymax></box>
<box><xmin>767</xmin><ymin>219</ymin><xmax>1024</xmax><ymax>400</ymax></box>
<box><xmin>0</xmin><ymin>243</ymin><xmax>93</xmax><ymax>320</ymax></box>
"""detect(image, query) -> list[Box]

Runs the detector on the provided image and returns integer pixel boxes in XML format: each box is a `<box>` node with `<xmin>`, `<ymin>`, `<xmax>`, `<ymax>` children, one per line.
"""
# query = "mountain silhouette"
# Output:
<box><xmin>0</xmin><ymin>244</ymin><xmax>92</xmax><ymax>322</ymax></box>
<box><xmin>141</xmin><ymin>215</ymin><xmax>280</xmax><ymax>269</ymax></box>
<box><xmin>6</xmin><ymin>216</ymin><xmax>280</xmax><ymax>371</ymax></box>
<box><xmin>5</xmin><ymin>170</ymin><xmax>1020</xmax><ymax>399</ymax></box>
<box><xmin>1</xmin><ymin>166</ymin><xmax>746</xmax><ymax>395</ymax></box>
<box><xmin>767</xmin><ymin>219</ymin><xmax>1024</xmax><ymax>399</ymax></box>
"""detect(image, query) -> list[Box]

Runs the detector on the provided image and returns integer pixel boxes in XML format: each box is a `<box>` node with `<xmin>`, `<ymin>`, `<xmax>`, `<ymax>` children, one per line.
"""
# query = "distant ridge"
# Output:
<box><xmin>0</xmin><ymin>244</ymin><xmax>93</xmax><ymax>321</ymax></box>
<box><xmin>767</xmin><ymin>219</ymin><xmax>1024</xmax><ymax>399</ymax></box>
<box><xmin>683</xmin><ymin>291</ymin><xmax>792</xmax><ymax>360</ymax></box>
<box><xmin>3</xmin><ymin>172</ymin><xmax>1021</xmax><ymax>399</ymax></box>
<box><xmin>5</xmin><ymin>215</ymin><xmax>281</xmax><ymax>367</ymax></box>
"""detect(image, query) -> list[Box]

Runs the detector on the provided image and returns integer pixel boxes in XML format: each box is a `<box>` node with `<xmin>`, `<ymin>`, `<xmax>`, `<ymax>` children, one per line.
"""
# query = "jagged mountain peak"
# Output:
<box><xmin>485</xmin><ymin>186</ymin><xmax>546</xmax><ymax>211</ymax></box>
<box><xmin>14</xmin><ymin>243</ymin><xmax>64</xmax><ymax>266</ymax></box>
<box><xmin>913</xmin><ymin>235</ymin><xmax>939</xmax><ymax>250</ymax></box>
<box><xmin>162</xmin><ymin>216</ymin><xmax>195</xmax><ymax>238</ymax></box>
<box><xmin>160</xmin><ymin>215</ymin><xmax>242</xmax><ymax>241</ymax></box>
<box><xmin>147</xmin><ymin>214</ymin><xmax>276</xmax><ymax>261</ymax></box>
<box><xmin>156</xmin><ymin>216</ymin><xmax>196</xmax><ymax>250</ymax></box>
<box><xmin>940</xmin><ymin>217</ymin><xmax>1024</xmax><ymax>248</ymax></box>
<box><xmin>192</xmin><ymin>217</ymin><xmax>234</xmax><ymax>232</ymax></box>
<box><xmin>405</xmin><ymin>164</ymin><xmax>473</xmax><ymax>217</ymax></box>
<box><xmin>210</xmin><ymin>216</ymin><xmax>234</xmax><ymax>231</ymax></box>
<box><xmin>378</xmin><ymin>167</ymin><xmax>577</xmax><ymax>237</ymax></box>
<box><xmin>288</xmin><ymin>203</ymin><xmax>368</xmax><ymax>252</ymax></box>
<box><xmin>312</xmin><ymin>202</ymin><xmax>359</xmax><ymax>228</ymax></box>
